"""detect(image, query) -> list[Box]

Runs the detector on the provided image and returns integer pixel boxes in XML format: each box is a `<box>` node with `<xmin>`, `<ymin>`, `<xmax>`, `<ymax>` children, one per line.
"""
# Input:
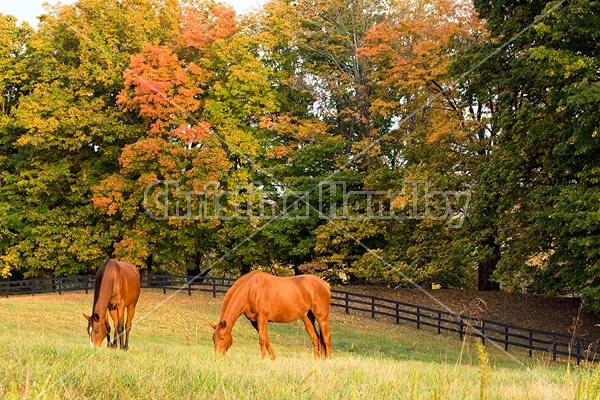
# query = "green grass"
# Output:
<box><xmin>0</xmin><ymin>290</ymin><xmax>598</xmax><ymax>399</ymax></box>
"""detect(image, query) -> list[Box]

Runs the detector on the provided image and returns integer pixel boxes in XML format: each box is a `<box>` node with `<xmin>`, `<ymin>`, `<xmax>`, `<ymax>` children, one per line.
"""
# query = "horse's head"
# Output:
<box><xmin>210</xmin><ymin>320</ymin><xmax>232</xmax><ymax>355</ymax></box>
<box><xmin>83</xmin><ymin>312</ymin><xmax>107</xmax><ymax>348</ymax></box>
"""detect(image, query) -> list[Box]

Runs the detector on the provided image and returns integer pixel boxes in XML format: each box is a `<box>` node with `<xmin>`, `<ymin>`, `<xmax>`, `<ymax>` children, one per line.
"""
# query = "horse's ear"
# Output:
<box><xmin>209</xmin><ymin>322</ymin><xmax>217</xmax><ymax>330</ymax></box>
<box><xmin>92</xmin><ymin>312</ymin><xmax>100</xmax><ymax>322</ymax></box>
<box><xmin>83</xmin><ymin>313</ymin><xmax>90</xmax><ymax>322</ymax></box>
<box><xmin>219</xmin><ymin>320</ymin><xmax>227</xmax><ymax>329</ymax></box>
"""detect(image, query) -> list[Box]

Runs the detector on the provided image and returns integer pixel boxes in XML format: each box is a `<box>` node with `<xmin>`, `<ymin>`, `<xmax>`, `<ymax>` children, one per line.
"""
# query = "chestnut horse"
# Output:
<box><xmin>83</xmin><ymin>259</ymin><xmax>140</xmax><ymax>350</ymax></box>
<box><xmin>210</xmin><ymin>271</ymin><xmax>331</xmax><ymax>359</ymax></box>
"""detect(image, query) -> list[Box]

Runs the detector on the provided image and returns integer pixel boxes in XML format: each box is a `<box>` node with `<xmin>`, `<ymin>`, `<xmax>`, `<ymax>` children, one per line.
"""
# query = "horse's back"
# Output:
<box><xmin>99</xmin><ymin>259</ymin><xmax>140</xmax><ymax>306</ymax></box>
<box><xmin>116</xmin><ymin>261</ymin><xmax>141</xmax><ymax>283</ymax></box>
<box><xmin>116</xmin><ymin>261</ymin><xmax>141</xmax><ymax>304</ymax></box>
<box><xmin>290</xmin><ymin>274</ymin><xmax>330</xmax><ymax>296</ymax></box>
<box><xmin>248</xmin><ymin>272</ymin><xmax>330</xmax><ymax>316</ymax></box>
<box><xmin>250</xmin><ymin>271</ymin><xmax>329</xmax><ymax>297</ymax></box>
<box><xmin>292</xmin><ymin>274</ymin><xmax>331</xmax><ymax>313</ymax></box>
<box><xmin>294</xmin><ymin>274</ymin><xmax>329</xmax><ymax>289</ymax></box>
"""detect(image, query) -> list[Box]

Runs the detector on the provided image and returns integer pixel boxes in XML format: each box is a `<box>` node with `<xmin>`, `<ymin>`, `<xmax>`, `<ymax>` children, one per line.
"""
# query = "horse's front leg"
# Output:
<box><xmin>249</xmin><ymin>319</ymin><xmax>259</xmax><ymax>334</ymax></box>
<box><xmin>108</xmin><ymin>308</ymin><xmax>119</xmax><ymax>348</ymax></box>
<box><xmin>116</xmin><ymin>304</ymin><xmax>126</xmax><ymax>349</ymax></box>
<box><xmin>123</xmin><ymin>305</ymin><xmax>136</xmax><ymax>351</ymax></box>
<box><xmin>257</xmin><ymin>318</ymin><xmax>276</xmax><ymax>360</ymax></box>
<box><xmin>103</xmin><ymin>310</ymin><xmax>111</xmax><ymax>347</ymax></box>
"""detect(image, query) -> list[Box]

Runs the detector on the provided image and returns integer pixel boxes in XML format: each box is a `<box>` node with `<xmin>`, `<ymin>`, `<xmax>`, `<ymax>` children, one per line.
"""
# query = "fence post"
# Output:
<box><xmin>552</xmin><ymin>336</ymin><xmax>557</xmax><ymax>362</ymax></box>
<box><xmin>395</xmin><ymin>303</ymin><xmax>400</xmax><ymax>324</ymax></box>
<box><xmin>345</xmin><ymin>293</ymin><xmax>349</xmax><ymax>314</ymax></box>
<box><xmin>504</xmin><ymin>326</ymin><xmax>509</xmax><ymax>351</ymax></box>
<box><xmin>32</xmin><ymin>280</ymin><xmax>35</xmax><ymax>296</ymax></box>
<box><xmin>212</xmin><ymin>279</ymin><xmax>216</xmax><ymax>298</ymax></box>
<box><xmin>416</xmin><ymin>307</ymin><xmax>421</xmax><ymax>330</ymax></box>
<box><xmin>163</xmin><ymin>276</ymin><xmax>167</xmax><ymax>294</ymax></box>
<box><xmin>481</xmin><ymin>321</ymin><xmax>485</xmax><ymax>345</ymax></box>
<box><xmin>58</xmin><ymin>278</ymin><xmax>62</xmax><ymax>295</ymax></box>
<box><xmin>576</xmin><ymin>337</ymin><xmax>581</xmax><ymax>366</ymax></box>
<box><xmin>459</xmin><ymin>319</ymin><xmax>463</xmax><ymax>341</ymax></box>
<box><xmin>528</xmin><ymin>331</ymin><xmax>533</xmax><ymax>357</ymax></box>
<box><xmin>85</xmin><ymin>276</ymin><xmax>89</xmax><ymax>294</ymax></box>
<box><xmin>437</xmin><ymin>312</ymin><xmax>441</xmax><ymax>335</ymax></box>
<box><xmin>187</xmin><ymin>279</ymin><xmax>191</xmax><ymax>296</ymax></box>
<box><xmin>371</xmin><ymin>297</ymin><xmax>375</xmax><ymax>318</ymax></box>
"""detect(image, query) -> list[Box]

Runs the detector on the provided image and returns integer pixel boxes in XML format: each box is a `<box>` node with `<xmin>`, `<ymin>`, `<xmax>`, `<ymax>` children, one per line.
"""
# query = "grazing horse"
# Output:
<box><xmin>210</xmin><ymin>271</ymin><xmax>331</xmax><ymax>359</ymax></box>
<box><xmin>83</xmin><ymin>259</ymin><xmax>140</xmax><ymax>350</ymax></box>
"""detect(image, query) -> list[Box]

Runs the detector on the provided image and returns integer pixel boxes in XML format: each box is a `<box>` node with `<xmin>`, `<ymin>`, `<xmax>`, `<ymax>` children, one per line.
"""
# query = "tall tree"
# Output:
<box><xmin>312</xmin><ymin>0</ymin><xmax>485</xmax><ymax>287</ymax></box>
<box><xmin>94</xmin><ymin>1</ymin><xmax>288</xmax><ymax>274</ymax></box>
<box><xmin>460</xmin><ymin>0</ymin><xmax>600</xmax><ymax>305</ymax></box>
<box><xmin>0</xmin><ymin>0</ymin><xmax>168</xmax><ymax>277</ymax></box>
<box><xmin>0</xmin><ymin>15</ymin><xmax>32</xmax><ymax>278</ymax></box>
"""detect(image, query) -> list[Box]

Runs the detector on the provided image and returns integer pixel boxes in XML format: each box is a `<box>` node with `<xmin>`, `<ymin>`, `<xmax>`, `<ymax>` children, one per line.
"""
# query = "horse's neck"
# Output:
<box><xmin>93</xmin><ymin>270</ymin><xmax>117</xmax><ymax>315</ymax></box>
<box><xmin>220</xmin><ymin>285</ymin><xmax>247</xmax><ymax>330</ymax></box>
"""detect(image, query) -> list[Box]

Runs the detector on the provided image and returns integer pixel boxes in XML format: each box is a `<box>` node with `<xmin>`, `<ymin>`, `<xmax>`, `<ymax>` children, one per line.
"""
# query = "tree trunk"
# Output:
<box><xmin>144</xmin><ymin>253</ymin><xmax>153</xmax><ymax>275</ymax></box>
<box><xmin>187</xmin><ymin>252</ymin><xmax>202</xmax><ymax>276</ymax></box>
<box><xmin>478</xmin><ymin>233</ymin><xmax>500</xmax><ymax>291</ymax></box>
<box><xmin>240</xmin><ymin>262</ymin><xmax>252</xmax><ymax>275</ymax></box>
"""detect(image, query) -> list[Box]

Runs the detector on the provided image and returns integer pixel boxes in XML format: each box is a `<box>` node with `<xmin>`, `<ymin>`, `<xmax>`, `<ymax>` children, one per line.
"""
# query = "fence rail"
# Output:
<box><xmin>2</xmin><ymin>275</ymin><xmax>598</xmax><ymax>364</ymax></box>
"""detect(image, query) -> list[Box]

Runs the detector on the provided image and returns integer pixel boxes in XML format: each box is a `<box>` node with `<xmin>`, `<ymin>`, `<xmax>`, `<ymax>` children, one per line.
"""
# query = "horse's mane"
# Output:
<box><xmin>93</xmin><ymin>259</ymin><xmax>113</xmax><ymax>309</ymax></box>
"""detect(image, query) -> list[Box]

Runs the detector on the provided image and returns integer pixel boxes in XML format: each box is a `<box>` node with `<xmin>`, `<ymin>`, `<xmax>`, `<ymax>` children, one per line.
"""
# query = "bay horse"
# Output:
<box><xmin>83</xmin><ymin>259</ymin><xmax>141</xmax><ymax>350</ymax></box>
<box><xmin>210</xmin><ymin>271</ymin><xmax>331</xmax><ymax>359</ymax></box>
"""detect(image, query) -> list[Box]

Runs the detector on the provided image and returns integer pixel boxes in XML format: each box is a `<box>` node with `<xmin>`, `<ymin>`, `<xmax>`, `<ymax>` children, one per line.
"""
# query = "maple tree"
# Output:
<box><xmin>92</xmin><ymin>1</ymin><xmax>288</xmax><ymax>274</ymax></box>
<box><xmin>306</xmin><ymin>0</ymin><xmax>487</xmax><ymax>287</ymax></box>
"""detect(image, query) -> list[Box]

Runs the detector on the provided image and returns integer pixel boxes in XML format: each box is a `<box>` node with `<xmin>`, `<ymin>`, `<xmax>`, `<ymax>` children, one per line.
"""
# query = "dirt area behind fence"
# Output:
<box><xmin>338</xmin><ymin>285</ymin><xmax>600</xmax><ymax>341</ymax></box>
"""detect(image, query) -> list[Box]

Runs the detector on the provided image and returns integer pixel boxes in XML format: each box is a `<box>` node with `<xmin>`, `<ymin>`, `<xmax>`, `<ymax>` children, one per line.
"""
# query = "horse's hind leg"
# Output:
<box><xmin>300</xmin><ymin>314</ymin><xmax>320</xmax><ymax>358</ymax></box>
<box><xmin>305</xmin><ymin>311</ymin><xmax>326</xmax><ymax>358</ymax></box>
<box><xmin>318</xmin><ymin>319</ymin><xmax>331</xmax><ymax>358</ymax></box>
<box><xmin>314</xmin><ymin>308</ymin><xmax>332</xmax><ymax>358</ymax></box>
<box><xmin>123</xmin><ymin>305</ymin><xmax>136</xmax><ymax>351</ymax></box>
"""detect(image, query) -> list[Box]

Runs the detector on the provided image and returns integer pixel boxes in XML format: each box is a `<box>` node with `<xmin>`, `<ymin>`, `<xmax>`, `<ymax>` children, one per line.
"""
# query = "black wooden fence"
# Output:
<box><xmin>1</xmin><ymin>275</ymin><xmax>598</xmax><ymax>364</ymax></box>
<box><xmin>330</xmin><ymin>290</ymin><xmax>600</xmax><ymax>365</ymax></box>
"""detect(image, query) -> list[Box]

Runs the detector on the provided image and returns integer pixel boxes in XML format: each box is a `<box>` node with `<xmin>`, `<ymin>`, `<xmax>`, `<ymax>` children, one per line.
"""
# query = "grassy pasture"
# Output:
<box><xmin>0</xmin><ymin>290</ymin><xmax>598</xmax><ymax>399</ymax></box>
